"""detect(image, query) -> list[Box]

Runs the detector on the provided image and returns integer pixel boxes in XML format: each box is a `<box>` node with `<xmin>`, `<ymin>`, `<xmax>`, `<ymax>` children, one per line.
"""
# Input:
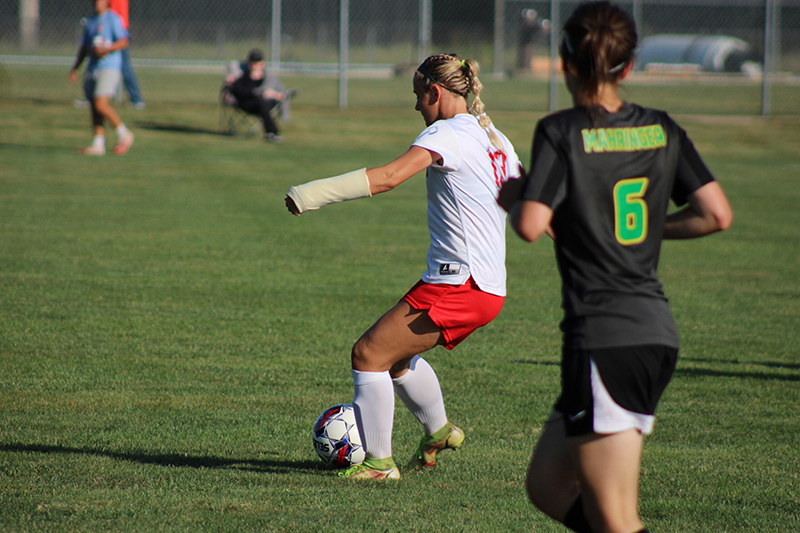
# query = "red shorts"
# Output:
<box><xmin>402</xmin><ymin>277</ymin><xmax>505</xmax><ymax>350</ymax></box>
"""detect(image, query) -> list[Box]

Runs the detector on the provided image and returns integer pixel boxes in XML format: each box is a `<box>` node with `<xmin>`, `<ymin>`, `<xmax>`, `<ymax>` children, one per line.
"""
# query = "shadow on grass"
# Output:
<box><xmin>134</xmin><ymin>120</ymin><xmax>228</xmax><ymax>136</ymax></box>
<box><xmin>0</xmin><ymin>443</ymin><xmax>330</xmax><ymax>475</ymax></box>
<box><xmin>12</xmin><ymin>98</ymin><xmax>52</xmax><ymax>106</ymax></box>
<box><xmin>675</xmin><ymin>363</ymin><xmax>800</xmax><ymax>381</ymax></box>
<box><xmin>511</xmin><ymin>358</ymin><xmax>799</xmax><ymax>381</ymax></box>
<box><xmin>681</xmin><ymin>357</ymin><xmax>800</xmax><ymax>371</ymax></box>
<box><xmin>509</xmin><ymin>360</ymin><xmax>560</xmax><ymax>367</ymax></box>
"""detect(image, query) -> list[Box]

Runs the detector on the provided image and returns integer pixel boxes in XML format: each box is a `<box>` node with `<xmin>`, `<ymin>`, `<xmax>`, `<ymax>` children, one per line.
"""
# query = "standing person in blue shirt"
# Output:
<box><xmin>69</xmin><ymin>0</ymin><xmax>135</xmax><ymax>155</ymax></box>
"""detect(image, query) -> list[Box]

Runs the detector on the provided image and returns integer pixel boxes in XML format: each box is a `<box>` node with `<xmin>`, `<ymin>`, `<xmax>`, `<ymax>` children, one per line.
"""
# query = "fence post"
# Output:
<box><xmin>271</xmin><ymin>0</ymin><xmax>281</xmax><ymax>73</ymax></box>
<box><xmin>761</xmin><ymin>0</ymin><xmax>778</xmax><ymax>115</ymax></box>
<box><xmin>494</xmin><ymin>0</ymin><xmax>506</xmax><ymax>77</ymax></box>
<box><xmin>339</xmin><ymin>0</ymin><xmax>349</xmax><ymax>109</ymax></box>
<box><xmin>549</xmin><ymin>0</ymin><xmax>561</xmax><ymax>112</ymax></box>
<box><xmin>19</xmin><ymin>0</ymin><xmax>39</xmax><ymax>53</ymax></box>
<box><xmin>419</xmin><ymin>0</ymin><xmax>432</xmax><ymax>64</ymax></box>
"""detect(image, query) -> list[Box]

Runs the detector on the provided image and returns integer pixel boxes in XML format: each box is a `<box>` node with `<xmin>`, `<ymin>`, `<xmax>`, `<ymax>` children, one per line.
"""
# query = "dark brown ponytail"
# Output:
<box><xmin>560</xmin><ymin>1</ymin><xmax>637</xmax><ymax>106</ymax></box>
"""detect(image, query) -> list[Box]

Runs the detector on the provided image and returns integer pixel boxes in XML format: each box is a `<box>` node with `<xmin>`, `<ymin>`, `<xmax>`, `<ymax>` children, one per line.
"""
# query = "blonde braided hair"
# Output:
<box><xmin>415</xmin><ymin>54</ymin><xmax>505</xmax><ymax>154</ymax></box>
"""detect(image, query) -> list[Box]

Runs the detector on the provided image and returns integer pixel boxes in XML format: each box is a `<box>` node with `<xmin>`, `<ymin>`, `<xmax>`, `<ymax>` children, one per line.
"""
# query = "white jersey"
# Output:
<box><xmin>412</xmin><ymin>113</ymin><xmax>521</xmax><ymax>297</ymax></box>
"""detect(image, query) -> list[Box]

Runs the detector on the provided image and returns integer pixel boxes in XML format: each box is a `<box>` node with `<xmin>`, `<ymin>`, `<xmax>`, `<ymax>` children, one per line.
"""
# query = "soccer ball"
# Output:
<box><xmin>312</xmin><ymin>404</ymin><xmax>365</xmax><ymax>467</ymax></box>
<box><xmin>92</xmin><ymin>35</ymin><xmax>110</xmax><ymax>51</ymax></box>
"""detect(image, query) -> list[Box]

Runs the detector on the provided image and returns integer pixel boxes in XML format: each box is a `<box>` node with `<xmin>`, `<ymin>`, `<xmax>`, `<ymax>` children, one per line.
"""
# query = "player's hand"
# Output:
<box><xmin>497</xmin><ymin>163</ymin><xmax>528</xmax><ymax>213</ymax></box>
<box><xmin>94</xmin><ymin>45</ymin><xmax>108</xmax><ymax>58</ymax></box>
<box><xmin>69</xmin><ymin>70</ymin><xmax>79</xmax><ymax>83</ymax></box>
<box><xmin>496</xmin><ymin>176</ymin><xmax>526</xmax><ymax>213</ymax></box>
<box><xmin>285</xmin><ymin>195</ymin><xmax>301</xmax><ymax>216</ymax></box>
<box><xmin>263</xmin><ymin>89</ymin><xmax>282</xmax><ymax>100</ymax></box>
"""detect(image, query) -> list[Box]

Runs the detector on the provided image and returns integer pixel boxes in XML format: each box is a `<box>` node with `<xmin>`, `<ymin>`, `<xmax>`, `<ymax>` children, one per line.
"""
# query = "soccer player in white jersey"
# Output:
<box><xmin>285</xmin><ymin>53</ymin><xmax>522</xmax><ymax>480</ymax></box>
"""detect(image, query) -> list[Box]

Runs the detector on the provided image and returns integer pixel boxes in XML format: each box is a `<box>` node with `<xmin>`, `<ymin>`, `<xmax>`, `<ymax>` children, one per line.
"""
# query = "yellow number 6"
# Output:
<box><xmin>613</xmin><ymin>177</ymin><xmax>649</xmax><ymax>246</ymax></box>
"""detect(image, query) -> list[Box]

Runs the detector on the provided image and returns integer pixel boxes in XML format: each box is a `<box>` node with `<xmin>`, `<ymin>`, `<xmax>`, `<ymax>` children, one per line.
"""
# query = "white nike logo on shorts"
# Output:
<box><xmin>568</xmin><ymin>410</ymin><xmax>587</xmax><ymax>422</ymax></box>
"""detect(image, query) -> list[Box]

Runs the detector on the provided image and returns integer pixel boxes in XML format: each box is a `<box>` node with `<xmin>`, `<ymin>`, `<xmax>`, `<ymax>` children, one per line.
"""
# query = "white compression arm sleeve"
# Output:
<box><xmin>286</xmin><ymin>168</ymin><xmax>372</xmax><ymax>214</ymax></box>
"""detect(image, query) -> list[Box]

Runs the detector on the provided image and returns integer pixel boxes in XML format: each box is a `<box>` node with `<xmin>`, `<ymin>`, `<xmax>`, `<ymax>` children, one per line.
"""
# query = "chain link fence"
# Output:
<box><xmin>1</xmin><ymin>0</ymin><xmax>798</xmax><ymax>113</ymax></box>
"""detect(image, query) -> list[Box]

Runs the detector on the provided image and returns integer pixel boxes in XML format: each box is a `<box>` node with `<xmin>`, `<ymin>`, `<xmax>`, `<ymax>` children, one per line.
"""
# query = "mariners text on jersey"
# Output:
<box><xmin>581</xmin><ymin>124</ymin><xmax>667</xmax><ymax>153</ymax></box>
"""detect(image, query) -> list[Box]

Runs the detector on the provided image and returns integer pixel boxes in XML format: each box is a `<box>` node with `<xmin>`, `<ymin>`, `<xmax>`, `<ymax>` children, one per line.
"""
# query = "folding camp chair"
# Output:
<box><xmin>219</xmin><ymin>61</ymin><xmax>261</xmax><ymax>136</ymax></box>
<box><xmin>218</xmin><ymin>60</ymin><xmax>295</xmax><ymax>137</ymax></box>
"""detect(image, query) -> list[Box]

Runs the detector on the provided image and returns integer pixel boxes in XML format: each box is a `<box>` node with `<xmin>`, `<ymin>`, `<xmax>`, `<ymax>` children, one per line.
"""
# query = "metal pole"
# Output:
<box><xmin>419</xmin><ymin>0</ymin><xmax>432</xmax><ymax>64</ymax></box>
<box><xmin>20</xmin><ymin>0</ymin><xmax>39</xmax><ymax>53</ymax></box>
<box><xmin>339</xmin><ymin>0</ymin><xmax>349</xmax><ymax>109</ymax></box>
<box><xmin>761</xmin><ymin>0</ymin><xmax>775</xmax><ymax>115</ymax></box>
<box><xmin>271</xmin><ymin>0</ymin><xmax>281</xmax><ymax>73</ymax></box>
<box><xmin>633</xmin><ymin>0</ymin><xmax>643</xmax><ymax>38</ymax></box>
<box><xmin>493</xmin><ymin>0</ymin><xmax>506</xmax><ymax>77</ymax></box>
<box><xmin>549</xmin><ymin>0</ymin><xmax>561</xmax><ymax>112</ymax></box>
<box><xmin>775</xmin><ymin>0</ymin><xmax>782</xmax><ymax>76</ymax></box>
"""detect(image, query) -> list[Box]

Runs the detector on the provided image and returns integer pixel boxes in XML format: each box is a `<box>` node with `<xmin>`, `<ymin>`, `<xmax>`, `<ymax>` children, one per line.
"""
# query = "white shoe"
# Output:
<box><xmin>113</xmin><ymin>132</ymin><xmax>134</xmax><ymax>155</ymax></box>
<box><xmin>78</xmin><ymin>145</ymin><xmax>105</xmax><ymax>156</ymax></box>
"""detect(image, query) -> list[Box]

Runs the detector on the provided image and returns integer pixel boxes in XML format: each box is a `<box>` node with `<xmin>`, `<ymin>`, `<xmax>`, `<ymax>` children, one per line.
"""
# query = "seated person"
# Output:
<box><xmin>228</xmin><ymin>49</ymin><xmax>295</xmax><ymax>143</ymax></box>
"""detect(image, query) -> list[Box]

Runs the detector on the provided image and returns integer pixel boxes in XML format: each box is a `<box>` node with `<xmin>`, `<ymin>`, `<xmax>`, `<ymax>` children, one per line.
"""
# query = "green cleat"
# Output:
<box><xmin>339</xmin><ymin>457</ymin><xmax>400</xmax><ymax>481</ymax></box>
<box><xmin>408</xmin><ymin>422</ymin><xmax>465</xmax><ymax>469</ymax></box>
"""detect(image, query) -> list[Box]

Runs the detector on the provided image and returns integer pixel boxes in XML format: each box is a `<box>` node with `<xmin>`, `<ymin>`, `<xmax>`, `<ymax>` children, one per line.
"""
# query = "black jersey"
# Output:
<box><xmin>523</xmin><ymin>103</ymin><xmax>715</xmax><ymax>349</ymax></box>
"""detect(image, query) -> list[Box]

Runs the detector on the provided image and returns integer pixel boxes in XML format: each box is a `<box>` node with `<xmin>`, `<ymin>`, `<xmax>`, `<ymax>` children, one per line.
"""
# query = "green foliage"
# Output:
<box><xmin>0</xmin><ymin>66</ymin><xmax>799</xmax><ymax>532</ymax></box>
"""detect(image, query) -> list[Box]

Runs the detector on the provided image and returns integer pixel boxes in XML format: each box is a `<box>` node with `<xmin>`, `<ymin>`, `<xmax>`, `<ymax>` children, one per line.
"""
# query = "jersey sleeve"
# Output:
<box><xmin>671</xmin><ymin>127</ymin><xmax>716</xmax><ymax>206</ymax></box>
<box><xmin>412</xmin><ymin>122</ymin><xmax>460</xmax><ymax>172</ymax></box>
<box><xmin>522</xmin><ymin>121</ymin><xmax>567</xmax><ymax>209</ymax></box>
<box><xmin>110</xmin><ymin>12</ymin><xmax>129</xmax><ymax>42</ymax></box>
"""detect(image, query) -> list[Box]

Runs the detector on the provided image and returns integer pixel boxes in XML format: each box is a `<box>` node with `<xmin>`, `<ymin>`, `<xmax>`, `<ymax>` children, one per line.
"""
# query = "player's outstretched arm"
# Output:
<box><xmin>664</xmin><ymin>181</ymin><xmax>733</xmax><ymax>239</ymax></box>
<box><xmin>284</xmin><ymin>146</ymin><xmax>437</xmax><ymax>216</ymax></box>
<box><xmin>510</xmin><ymin>200</ymin><xmax>553</xmax><ymax>243</ymax></box>
<box><xmin>365</xmin><ymin>146</ymin><xmax>437</xmax><ymax>195</ymax></box>
<box><xmin>285</xmin><ymin>168</ymin><xmax>371</xmax><ymax>215</ymax></box>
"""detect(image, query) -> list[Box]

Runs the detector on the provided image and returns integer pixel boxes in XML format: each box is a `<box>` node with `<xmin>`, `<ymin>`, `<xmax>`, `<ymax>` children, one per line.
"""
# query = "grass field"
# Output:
<box><xmin>1</xmin><ymin>65</ymin><xmax>799</xmax><ymax>532</ymax></box>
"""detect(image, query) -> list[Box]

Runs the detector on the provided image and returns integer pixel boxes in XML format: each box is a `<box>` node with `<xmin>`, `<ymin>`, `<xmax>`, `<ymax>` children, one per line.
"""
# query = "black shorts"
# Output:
<box><xmin>555</xmin><ymin>344</ymin><xmax>678</xmax><ymax>437</ymax></box>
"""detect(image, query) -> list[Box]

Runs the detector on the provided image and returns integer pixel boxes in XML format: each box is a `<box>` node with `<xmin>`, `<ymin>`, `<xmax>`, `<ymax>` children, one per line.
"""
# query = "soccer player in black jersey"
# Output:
<box><xmin>509</xmin><ymin>2</ymin><xmax>733</xmax><ymax>533</ymax></box>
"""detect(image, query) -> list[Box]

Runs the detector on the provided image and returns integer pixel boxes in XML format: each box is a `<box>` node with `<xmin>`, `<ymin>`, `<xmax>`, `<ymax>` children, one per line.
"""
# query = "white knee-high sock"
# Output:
<box><xmin>352</xmin><ymin>369</ymin><xmax>394</xmax><ymax>460</ymax></box>
<box><xmin>392</xmin><ymin>356</ymin><xmax>448</xmax><ymax>435</ymax></box>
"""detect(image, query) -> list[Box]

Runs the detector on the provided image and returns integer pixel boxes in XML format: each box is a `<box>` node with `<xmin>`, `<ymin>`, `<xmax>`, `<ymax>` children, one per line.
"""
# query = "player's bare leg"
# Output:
<box><xmin>526</xmin><ymin>413</ymin><xmax>582</xmax><ymax>521</ymax></box>
<box><xmin>92</xmin><ymin>95</ymin><xmax>121</xmax><ymax>129</ymax></box>
<box><xmin>78</xmin><ymin>102</ymin><xmax>109</xmax><ymax>155</ymax></box>
<box><xmin>341</xmin><ymin>301</ymin><xmax>445</xmax><ymax>480</ymax></box>
<box><xmin>571</xmin><ymin>429</ymin><xmax>645</xmax><ymax>533</ymax></box>
<box><xmin>351</xmin><ymin>300</ymin><xmax>444</xmax><ymax>375</ymax></box>
<box><xmin>93</xmin><ymin>95</ymin><xmax>134</xmax><ymax>155</ymax></box>
<box><xmin>528</xmin><ymin>417</ymin><xmax>645</xmax><ymax>532</ymax></box>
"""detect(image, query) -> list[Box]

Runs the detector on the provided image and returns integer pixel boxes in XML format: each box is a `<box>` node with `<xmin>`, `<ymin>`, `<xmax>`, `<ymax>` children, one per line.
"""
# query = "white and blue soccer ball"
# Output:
<box><xmin>312</xmin><ymin>403</ymin><xmax>365</xmax><ymax>467</ymax></box>
<box><xmin>92</xmin><ymin>35</ymin><xmax>110</xmax><ymax>50</ymax></box>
